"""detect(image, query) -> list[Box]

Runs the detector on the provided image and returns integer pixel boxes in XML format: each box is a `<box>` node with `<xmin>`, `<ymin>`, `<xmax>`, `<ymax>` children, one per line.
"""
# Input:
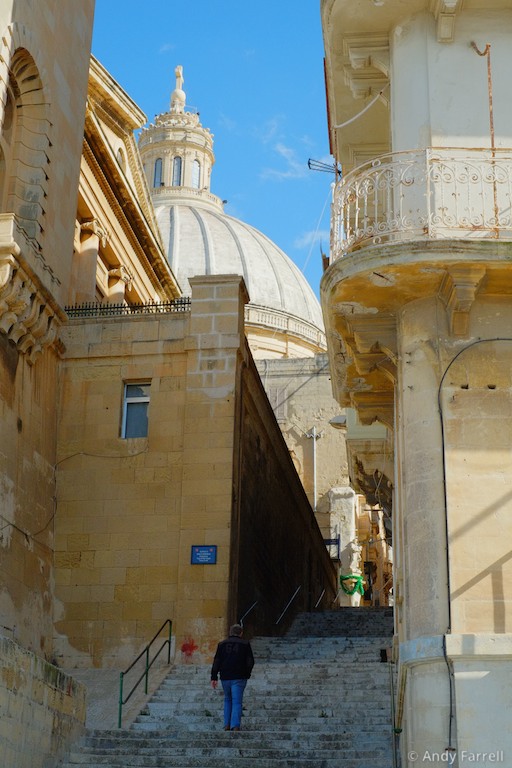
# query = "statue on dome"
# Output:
<box><xmin>174</xmin><ymin>65</ymin><xmax>184</xmax><ymax>91</ymax></box>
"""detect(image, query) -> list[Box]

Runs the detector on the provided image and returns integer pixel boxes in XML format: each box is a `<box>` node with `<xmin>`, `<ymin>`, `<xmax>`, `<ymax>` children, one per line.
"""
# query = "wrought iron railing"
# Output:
<box><xmin>65</xmin><ymin>297</ymin><xmax>191</xmax><ymax>318</ymax></box>
<box><xmin>331</xmin><ymin>147</ymin><xmax>512</xmax><ymax>260</ymax></box>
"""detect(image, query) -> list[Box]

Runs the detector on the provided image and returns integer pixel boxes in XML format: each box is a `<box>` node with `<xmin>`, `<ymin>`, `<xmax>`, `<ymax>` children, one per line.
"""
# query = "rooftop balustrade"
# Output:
<box><xmin>331</xmin><ymin>148</ymin><xmax>512</xmax><ymax>261</ymax></box>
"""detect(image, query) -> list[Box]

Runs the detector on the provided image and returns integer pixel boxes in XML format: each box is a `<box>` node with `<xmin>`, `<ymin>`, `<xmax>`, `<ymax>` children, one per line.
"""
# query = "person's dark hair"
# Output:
<box><xmin>230</xmin><ymin>624</ymin><xmax>243</xmax><ymax>636</ymax></box>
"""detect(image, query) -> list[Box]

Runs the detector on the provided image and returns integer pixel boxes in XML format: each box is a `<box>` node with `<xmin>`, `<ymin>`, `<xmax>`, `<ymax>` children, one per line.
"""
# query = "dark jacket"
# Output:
<box><xmin>211</xmin><ymin>635</ymin><xmax>255</xmax><ymax>681</ymax></box>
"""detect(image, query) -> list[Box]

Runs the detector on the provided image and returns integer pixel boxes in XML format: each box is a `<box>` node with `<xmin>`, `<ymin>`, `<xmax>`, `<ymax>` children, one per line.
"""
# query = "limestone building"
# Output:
<box><xmin>322</xmin><ymin>0</ymin><xmax>512</xmax><ymax>762</ymax></box>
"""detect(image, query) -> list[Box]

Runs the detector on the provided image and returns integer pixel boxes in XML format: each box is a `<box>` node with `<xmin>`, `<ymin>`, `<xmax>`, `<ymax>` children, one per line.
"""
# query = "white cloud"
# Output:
<box><xmin>294</xmin><ymin>229</ymin><xmax>330</xmax><ymax>249</ymax></box>
<box><xmin>218</xmin><ymin>112</ymin><xmax>237</xmax><ymax>132</ymax></box>
<box><xmin>261</xmin><ymin>143</ymin><xmax>308</xmax><ymax>181</ymax></box>
<box><xmin>158</xmin><ymin>43</ymin><xmax>175</xmax><ymax>54</ymax></box>
<box><xmin>255</xmin><ymin>116</ymin><xmax>283</xmax><ymax>145</ymax></box>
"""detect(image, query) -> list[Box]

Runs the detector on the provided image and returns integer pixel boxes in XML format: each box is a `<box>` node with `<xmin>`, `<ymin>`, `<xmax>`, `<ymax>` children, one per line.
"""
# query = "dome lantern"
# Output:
<box><xmin>139</xmin><ymin>66</ymin><xmax>326</xmax><ymax>358</ymax></box>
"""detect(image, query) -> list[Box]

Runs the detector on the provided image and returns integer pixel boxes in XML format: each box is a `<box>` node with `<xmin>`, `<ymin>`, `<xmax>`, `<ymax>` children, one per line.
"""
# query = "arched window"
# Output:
<box><xmin>153</xmin><ymin>158</ymin><xmax>163</xmax><ymax>187</ymax></box>
<box><xmin>192</xmin><ymin>159</ymin><xmax>201</xmax><ymax>189</ymax></box>
<box><xmin>172</xmin><ymin>156</ymin><xmax>182</xmax><ymax>186</ymax></box>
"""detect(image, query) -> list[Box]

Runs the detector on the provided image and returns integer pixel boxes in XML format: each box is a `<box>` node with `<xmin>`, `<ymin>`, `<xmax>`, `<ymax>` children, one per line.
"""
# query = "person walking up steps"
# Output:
<box><xmin>210</xmin><ymin>623</ymin><xmax>254</xmax><ymax>731</ymax></box>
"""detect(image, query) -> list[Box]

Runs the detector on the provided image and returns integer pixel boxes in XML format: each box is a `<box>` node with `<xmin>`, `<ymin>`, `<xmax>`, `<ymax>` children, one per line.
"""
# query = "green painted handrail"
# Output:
<box><xmin>118</xmin><ymin>619</ymin><xmax>172</xmax><ymax>728</ymax></box>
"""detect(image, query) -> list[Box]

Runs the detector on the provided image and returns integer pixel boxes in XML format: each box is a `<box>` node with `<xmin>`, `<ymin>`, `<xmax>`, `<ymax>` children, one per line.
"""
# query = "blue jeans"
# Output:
<box><xmin>221</xmin><ymin>678</ymin><xmax>247</xmax><ymax>729</ymax></box>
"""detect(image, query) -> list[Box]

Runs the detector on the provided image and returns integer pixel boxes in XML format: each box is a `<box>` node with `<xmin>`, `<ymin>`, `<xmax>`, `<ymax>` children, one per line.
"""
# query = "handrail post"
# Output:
<box><xmin>144</xmin><ymin>647</ymin><xmax>149</xmax><ymax>695</ymax></box>
<box><xmin>118</xmin><ymin>671</ymin><xmax>124</xmax><ymax>729</ymax></box>
<box><xmin>167</xmin><ymin>620</ymin><xmax>172</xmax><ymax>664</ymax></box>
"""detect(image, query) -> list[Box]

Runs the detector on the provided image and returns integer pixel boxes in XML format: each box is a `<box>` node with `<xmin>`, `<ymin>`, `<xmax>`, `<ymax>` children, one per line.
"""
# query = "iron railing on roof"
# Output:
<box><xmin>65</xmin><ymin>298</ymin><xmax>191</xmax><ymax>318</ymax></box>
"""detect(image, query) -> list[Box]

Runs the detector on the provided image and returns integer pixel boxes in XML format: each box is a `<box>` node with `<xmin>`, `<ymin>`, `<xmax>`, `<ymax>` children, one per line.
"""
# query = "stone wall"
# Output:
<box><xmin>233</xmin><ymin>351</ymin><xmax>338</xmax><ymax>636</ymax></box>
<box><xmin>0</xmin><ymin>635</ymin><xmax>85</xmax><ymax>768</ymax></box>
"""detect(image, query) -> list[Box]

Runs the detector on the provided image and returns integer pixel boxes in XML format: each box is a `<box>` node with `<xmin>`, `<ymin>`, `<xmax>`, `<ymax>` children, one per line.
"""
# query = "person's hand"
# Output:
<box><xmin>211</xmin><ymin>680</ymin><xmax>218</xmax><ymax>689</ymax></box>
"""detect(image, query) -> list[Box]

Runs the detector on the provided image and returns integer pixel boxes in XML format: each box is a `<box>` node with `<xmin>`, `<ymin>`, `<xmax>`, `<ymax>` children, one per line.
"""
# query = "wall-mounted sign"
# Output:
<box><xmin>191</xmin><ymin>545</ymin><xmax>217</xmax><ymax>565</ymax></box>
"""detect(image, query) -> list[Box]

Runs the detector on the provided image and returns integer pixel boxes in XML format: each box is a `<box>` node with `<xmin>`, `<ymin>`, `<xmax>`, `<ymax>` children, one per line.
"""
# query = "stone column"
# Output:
<box><xmin>76</xmin><ymin>219</ymin><xmax>107</xmax><ymax>303</ymax></box>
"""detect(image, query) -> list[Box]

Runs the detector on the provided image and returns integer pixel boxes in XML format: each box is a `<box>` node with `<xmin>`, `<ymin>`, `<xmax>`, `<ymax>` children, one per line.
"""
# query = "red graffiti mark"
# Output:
<box><xmin>180</xmin><ymin>638</ymin><xmax>198</xmax><ymax>659</ymax></box>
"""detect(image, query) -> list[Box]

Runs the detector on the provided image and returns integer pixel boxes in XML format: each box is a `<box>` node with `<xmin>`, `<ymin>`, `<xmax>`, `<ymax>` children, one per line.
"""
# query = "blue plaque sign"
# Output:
<box><xmin>191</xmin><ymin>545</ymin><xmax>217</xmax><ymax>565</ymax></box>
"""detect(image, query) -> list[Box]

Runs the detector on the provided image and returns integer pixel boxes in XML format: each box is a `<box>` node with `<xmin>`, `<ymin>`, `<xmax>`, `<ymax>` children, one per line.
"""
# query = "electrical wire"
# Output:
<box><xmin>331</xmin><ymin>84</ymin><xmax>390</xmax><ymax>130</ymax></box>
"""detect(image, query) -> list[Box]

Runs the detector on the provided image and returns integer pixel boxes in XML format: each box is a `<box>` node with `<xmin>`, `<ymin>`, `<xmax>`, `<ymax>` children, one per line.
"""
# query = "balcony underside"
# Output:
<box><xmin>321</xmin><ymin>239</ymin><xmax>512</xmax><ymax>426</ymax></box>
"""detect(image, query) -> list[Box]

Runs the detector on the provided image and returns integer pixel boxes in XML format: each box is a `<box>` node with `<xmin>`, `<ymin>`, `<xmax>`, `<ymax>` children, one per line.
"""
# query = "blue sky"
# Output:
<box><xmin>91</xmin><ymin>1</ymin><xmax>334</xmax><ymax>299</ymax></box>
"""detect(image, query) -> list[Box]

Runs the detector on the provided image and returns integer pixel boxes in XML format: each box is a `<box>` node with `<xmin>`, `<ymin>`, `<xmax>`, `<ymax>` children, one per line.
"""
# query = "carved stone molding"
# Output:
<box><xmin>0</xmin><ymin>253</ymin><xmax>57</xmax><ymax>364</ymax></box>
<box><xmin>351</xmin><ymin>390</ymin><xmax>395</xmax><ymax>430</ymax></box>
<box><xmin>342</xmin><ymin>34</ymin><xmax>390</xmax><ymax>102</ymax></box>
<box><xmin>345</xmin><ymin>314</ymin><xmax>398</xmax><ymax>382</ymax></box>
<box><xmin>429</xmin><ymin>0</ymin><xmax>464</xmax><ymax>42</ymax></box>
<box><xmin>80</xmin><ymin>218</ymin><xmax>109</xmax><ymax>247</ymax></box>
<box><xmin>108</xmin><ymin>265</ymin><xmax>133</xmax><ymax>292</ymax></box>
<box><xmin>439</xmin><ymin>265</ymin><xmax>486</xmax><ymax>336</ymax></box>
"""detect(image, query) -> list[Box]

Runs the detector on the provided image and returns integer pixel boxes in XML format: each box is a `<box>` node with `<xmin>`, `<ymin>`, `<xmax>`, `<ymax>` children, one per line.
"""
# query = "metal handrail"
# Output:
<box><xmin>239</xmin><ymin>601</ymin><xmax>258</xmax><ymax>627</ymax></box>
<box><xmin>314</xmin><ymin>589</ymin><xmax>326</xmax><ymax>609</ymax></box>
<box><xmin>118</xmin><ymin>619</ymin><xmax>172</xmax><ymax>728</ymax></box>
<box><xmin>275</xmin><ymin>586</ymin><xmax>301</xmax><ymax>625</ymax></box>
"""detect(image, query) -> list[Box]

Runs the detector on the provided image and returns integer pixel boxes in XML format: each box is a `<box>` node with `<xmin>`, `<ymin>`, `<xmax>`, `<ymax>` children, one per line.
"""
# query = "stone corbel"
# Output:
<box><xmin>351</xmin><ymin>390</ymin><xmax>395</xmax><ymax>430</ymax></box>
<box><xmin>343</xmin><ymin>34</ymin><xmax>390</xmax><ymax>102</ymax></box>
<box><xmin>0</xmin><ymin>253</ymin><xmax>58</xmax><ymax>363</ymax></box>
<box><xmin>346</xmin><ymin>314</ymin><xmax>398</xmax><ymax>382</ymax></box>
<box><xmin>430</xmin><ymin>0</ymin><xmax>464</xmax><ymax>42</ymax></box>
<box><xmin>108</xmin><ymin>265</ymin><xmax>133</xmax><ymax>291</ymax></box>
<box><xmin>80</xmin><ymin>218</ymin><xmax>109</xmax><ymax>248</ymax></box>
<box><xmin>439</xmin><ymin>265</ymin><xmax>486</xmax><ymax>336</ymax></box>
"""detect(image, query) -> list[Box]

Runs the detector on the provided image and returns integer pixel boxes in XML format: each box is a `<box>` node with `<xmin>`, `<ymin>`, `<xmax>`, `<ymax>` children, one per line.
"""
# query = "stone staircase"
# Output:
<box><xmin>60</xmin><ymin>608</ymin><xmax>395</xmax><ymax>768</ymax></box>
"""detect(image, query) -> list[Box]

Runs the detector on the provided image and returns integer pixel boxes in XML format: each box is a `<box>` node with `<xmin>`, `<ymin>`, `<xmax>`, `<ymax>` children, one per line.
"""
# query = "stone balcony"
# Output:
<box><xmin>331</xmin><ymin>147</ymin><xmax>512</xmax><ymax>261</ymax></box>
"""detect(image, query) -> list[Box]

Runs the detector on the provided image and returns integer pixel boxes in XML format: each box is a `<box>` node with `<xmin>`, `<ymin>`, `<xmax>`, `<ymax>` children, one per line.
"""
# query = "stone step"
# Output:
<box><xmin>62</xmin><ymin>759</ymin><xmax>391</xmax><ymax>768</ymax></box>
<box><xmin>131</xmin><ymin>716</ymin><xmax>391</xmax><ymax>730</ymax></box>
<box><xmin>61</xmin><ymin>609</ymin><xmax>395</xmax><ymax>768</ymax></box>
<box><xmin>80</xmin><ymin>731</ymin><xmax>391</xmax><ymax>748</ymax></box>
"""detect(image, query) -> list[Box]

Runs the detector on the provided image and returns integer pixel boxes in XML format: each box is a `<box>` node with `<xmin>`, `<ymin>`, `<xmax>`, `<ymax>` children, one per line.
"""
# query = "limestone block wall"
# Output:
<box><xmin>0</xmin><ymin>635</ymin><xmax>85</xmax><ymax>768</ymax></box>
<box><xmin>0</xmin><ymin>0</ymin><xmax>94</xmax><ymax>656</ymax></box>
<box><xmin>54</xmin><ymin>310</ymin><xmax>190</xmax><ymax>668</ymax></box>
<box><xmin>54</xmin><ymin>276</ymin><xmax>247</xmax><ymax>667</ymax></box>
<box><xmin>0</xmin><ymin>338</ymin><xmax>61</xmax><ymax>654</ymax></box>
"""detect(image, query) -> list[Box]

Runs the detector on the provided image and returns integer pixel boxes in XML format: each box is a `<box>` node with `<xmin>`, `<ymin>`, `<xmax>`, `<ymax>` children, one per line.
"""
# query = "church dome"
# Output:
<box><xmin>139</xmin><ymin>66</ymin><xmax>325</xmax><ymax>357</ymax></box>
<box><xmin>155</xmin><ymin>202</ymin><xmax>324</xmax><ymax>329</ymax></box>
